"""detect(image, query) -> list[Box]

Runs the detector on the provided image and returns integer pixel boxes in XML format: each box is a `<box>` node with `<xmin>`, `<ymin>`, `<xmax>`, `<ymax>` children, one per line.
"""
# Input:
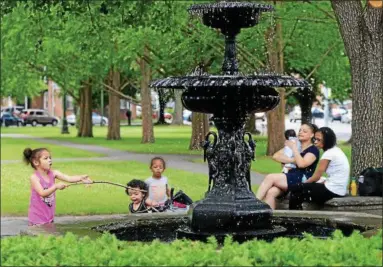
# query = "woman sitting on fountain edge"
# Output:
<box><xmin>256</xmin><ymin>123</ymin><xmax>319</xmax><ymax>209</ymax></box>
<box><xmin>289</xmin><ymin>127</ymin><xmax>350</xmax><ymax>210</ymax></box>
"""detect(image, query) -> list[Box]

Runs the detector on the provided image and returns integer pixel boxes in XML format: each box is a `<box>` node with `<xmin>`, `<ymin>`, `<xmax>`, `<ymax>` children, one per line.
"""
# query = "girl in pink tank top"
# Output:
<box><xmin>23</xmin><ymin>147</ymin><xmax>93</xmax><ymax>226</ymax></box>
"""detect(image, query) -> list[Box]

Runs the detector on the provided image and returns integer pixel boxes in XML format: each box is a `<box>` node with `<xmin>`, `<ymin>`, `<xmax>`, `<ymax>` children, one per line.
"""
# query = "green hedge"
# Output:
<box><xmin>1</xmin><ymin>230</ymin><xmax>382</xmax><ymax>266</ymax></box>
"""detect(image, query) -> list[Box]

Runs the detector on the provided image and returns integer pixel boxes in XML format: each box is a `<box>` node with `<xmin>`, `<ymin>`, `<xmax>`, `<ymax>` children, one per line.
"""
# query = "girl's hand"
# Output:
<box><xmin>55</xmin><ymin>183</ymin><xmax>67</xmax><ymax>190</ymax></box>
<box><xmin>285</xmin><ymin>140</ymin><xmax>297</xmax><ymax>150</ymax></box>
<box><xmin>80</xmin><ymin>175</ymin><xmax>93</xmax><ymax>184</ymax></box>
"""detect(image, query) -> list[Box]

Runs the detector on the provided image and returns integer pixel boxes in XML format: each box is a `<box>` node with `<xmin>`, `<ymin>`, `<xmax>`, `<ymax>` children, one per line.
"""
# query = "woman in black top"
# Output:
<box><xmin>256</xmin><ymin>123</ymin><xmax>320</xmax><ymax>209</ymax></box>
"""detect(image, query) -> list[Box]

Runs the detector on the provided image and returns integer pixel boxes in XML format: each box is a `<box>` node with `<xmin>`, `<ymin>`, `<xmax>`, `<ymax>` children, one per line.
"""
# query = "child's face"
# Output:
<box><xmin>34</xmin><ymin>150</ymin><xmax>52</xmax><ymax>171</ymax></box>
<box><xmin>151</xmin><ymin>159</ymin><xmax>165</xmax><ymax>178</ymax></box>
<box><xmin>128</xmin><ymin>188</ymin><xmax>145</xmax><ymax>204</ymax></box>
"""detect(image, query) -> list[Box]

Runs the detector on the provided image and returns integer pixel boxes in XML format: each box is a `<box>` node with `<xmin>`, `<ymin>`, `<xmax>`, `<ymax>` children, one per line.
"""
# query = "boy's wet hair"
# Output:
<box><xmin>126</xmin><ymin>179</ymin><xmax>148</xmax><ymax>196</ymax></box>
<box><xmin>150</xmin><ymin>156</ymin><xmax>166</xmax><ymax>169</ymax></box>
<box><xmin>284</xmin><ymin>129</ymin><xmax>296</xmax><ymax>140</ymax></box>
<box><xmin>23</xmin><ymin>147</ymin><xmax>49</xmax><ymax>169</ymax></box>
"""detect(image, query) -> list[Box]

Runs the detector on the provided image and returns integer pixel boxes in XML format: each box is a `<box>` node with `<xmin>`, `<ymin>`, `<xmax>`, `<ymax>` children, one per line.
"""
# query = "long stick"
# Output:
<box><xmin>67</xmin><ymin>181</ymin><xmax>148</xmax><ymax>192</ymax></box>
<box><xmin>68</xmin><ymin>181</ymin><xmax>128</xmax><ymax>190</ymax></box>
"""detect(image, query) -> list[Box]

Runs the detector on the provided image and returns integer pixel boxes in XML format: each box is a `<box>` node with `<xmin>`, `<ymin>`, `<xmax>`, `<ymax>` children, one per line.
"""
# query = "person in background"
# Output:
<box><xmin>126</xmin><ymin>179</ymin><xmax>158</xmax><ymax>213</ymax></box>
<box><xmin>289</xmin><ymin>127</ymin><xmax>350</xmax><ymax>210</ymax></box>
<box><xmin>282</xmin><ymin>129</ymin><xmax>301</xmax><ymax>174</ymax></box>
<box><xmin>126</xmin><ymin>109</ymin><xmax>132</xmax><ymax>126</ymax></box>
<box><xmin>256</xmin><ymin>123</ymin><xmax>319</xmax><ymax>209</ymax></box>
<box><xmin>145</xmin><ymin>157</ymin><xmax>170</xmax><ymax>206</ymax></box>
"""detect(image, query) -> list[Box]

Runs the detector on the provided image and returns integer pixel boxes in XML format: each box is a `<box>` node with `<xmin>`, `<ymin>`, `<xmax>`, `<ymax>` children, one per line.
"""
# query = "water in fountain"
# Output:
<box><xmin>150</xmin><ymin>1</ymin><xmax>311</xmax><ymax>242</ymax></box>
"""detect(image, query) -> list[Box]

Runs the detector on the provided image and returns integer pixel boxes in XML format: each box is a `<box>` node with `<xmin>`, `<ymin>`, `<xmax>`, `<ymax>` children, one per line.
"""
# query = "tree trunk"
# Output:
<box><xmin>172</xmin><ymin>90</ymin><xmax>183</xmax><ymax>125</ymax></box>
<box><xmin>331</xmin><ymin>0</ymin><xmax>383</xmax><ymax>176</ymax></box>
<box><xmin>156</xmin><ymin>89</ymin><xmax>166</xmax><ymax>124</ymax></box>
<box><xmin>244</xmin><ymin>113</ymin><xmax>259</xmax><ymax>134</ymax></box>
<box><xmin>107</xmin><ymin>69</ymin><xmax>121</xmax><ymax>140</ymax></box>
<box><xmin>141</xmin><ymin>46</ymin><xmax>155</xmax><ymax>143</ymax></box>
<box><xmin>266</xmin><ymin>90</ymin><xmax>286</xmax><ymax>155</ymax></box>
<box><xmin>189</xmin><ymin>112</ymin><xmax>209</xmax><ymax>150</ymax></box>
<box><xmin>265</xmin><ymin>11</ymin><xmax>286</xmax><ymax>156</ymax></box>
<box><xmin>77</xmin><ymin>80</ymin><xmax>93</xmax><ymax>137</ymax></box>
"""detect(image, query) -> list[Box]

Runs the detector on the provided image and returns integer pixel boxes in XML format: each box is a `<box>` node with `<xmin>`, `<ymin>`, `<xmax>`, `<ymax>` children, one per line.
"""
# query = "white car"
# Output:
<box><xmin>183</xmin><ymin>109</ymin><xmax>192</xmax><ymax>122</ymax></box>
<box><xmin>341</xmin><ymin>110</ymin><xmax>352</xmax><ymax>123</ymax></box>
<box><xmin>67</xmin><ymin>112</ymin><xmax>108</xmax><ymax>126</ymax></box>
<box><xmin>288</xmin><ymin>106</ymin><xmax>301</xmax><ymax>122</ymax></box>
<box><xmin>136</xmin><ymin>105</ymin><xmax>142</xmax><ymax>117</ymax></box>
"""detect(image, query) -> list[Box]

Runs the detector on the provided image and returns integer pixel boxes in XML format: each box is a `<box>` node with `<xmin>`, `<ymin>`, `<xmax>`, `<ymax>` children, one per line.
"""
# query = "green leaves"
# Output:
<box><xmin>1</xmin><ymin>230</ymin><xmax>382</xmax><ymax>266</ymax></box>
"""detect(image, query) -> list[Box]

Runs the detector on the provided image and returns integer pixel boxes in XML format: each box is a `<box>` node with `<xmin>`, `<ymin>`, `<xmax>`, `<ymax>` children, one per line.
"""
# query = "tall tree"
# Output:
<box><xmin>140</xmin><ymin>45</ymin><xmax>155</xmax><ymax>143</ymax></box>
<box><xmin>265</xmin><ymin>8</ymin><xmax>286</xmax><ymax>156</ymax></box>
<box><xmin>189</xmin><ymin>112</ymin><xmax>209</xmax><ymax>150</ymax></box>
<box><xmin>172</xmin><ymin>90</ymin><xmax>183</xmax><ymax>125</ymax></box>
<box><xmin>77</xmin><ymin>79</ymin><xmax>93</xmax><ymax>137</ymax></box>
<box><xmin>331</xmin><ymin>0</ymin><xmax>383</xmax><ymax>176</ymax></box>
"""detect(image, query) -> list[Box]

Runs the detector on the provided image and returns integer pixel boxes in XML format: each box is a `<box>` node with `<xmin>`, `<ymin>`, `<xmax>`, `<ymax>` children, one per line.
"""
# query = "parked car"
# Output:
<box><xmin>311</xmin><ymin>107</ymin><xmax>324</xmax><ymax>118</ymax></box>
<box><xmin>288</xmin><ymin>106</ymin><xmax>301</xmax><ymax>122</ymax></box>
<box><xmin>21</xmin><ymin>109</ymin><xmax>59</xmax><ymax>126</ymax></box>
<box><xmin>331</xmin><ymin>107</ymin><xmax>348</xmax><ymax>122</ymax></box>
<box><xmin>66</xmin><ymin>112</ymin><xmax>108</xmax><ymax>126</ymax></box>
<box><xmin>255</xmin><ymin>112</ymin><xmax>266</xmax><ymax>121</ymax></box>
<box><xmin>0</xmin><ymin>112</ymin><xmax>24</xmax><ymax>127</ymax></box>
<box><xmin>183</xmin><ymin>109</ymin><xmax>192</xmax><ymax>122</ymax></box>
<box><xmin>1</xmin><ymin>106</ymin><xmax>25</xmax><ymax>116</ymax></box>
<box><xmin>152</xmin><ymin>110</ymin><xmax>173</xmax><ymax>122</ymax></box>
<box><xmin>341</xmin><ymin>110</ymin><xmax>352</xmax><ymax>123</ymax></box>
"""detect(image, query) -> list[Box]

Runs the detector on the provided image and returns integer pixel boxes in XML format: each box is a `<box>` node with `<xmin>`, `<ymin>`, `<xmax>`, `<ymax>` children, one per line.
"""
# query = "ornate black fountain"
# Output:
<box><xmin>151</xmin><ymin>1</ymin><xmax>310</xmax><ymax>242</ymax></box>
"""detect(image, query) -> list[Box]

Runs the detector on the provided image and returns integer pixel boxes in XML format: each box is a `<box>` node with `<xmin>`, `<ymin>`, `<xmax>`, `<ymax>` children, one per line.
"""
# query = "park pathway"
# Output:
<box><xmin>1</xmin><ymin>133</ymin><xmax>265</xmax><ymax>185</ymax></box>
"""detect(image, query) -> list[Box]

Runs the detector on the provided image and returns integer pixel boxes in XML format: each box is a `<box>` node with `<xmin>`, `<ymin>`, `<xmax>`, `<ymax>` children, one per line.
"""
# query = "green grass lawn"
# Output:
<box><xmin>1</xmin><ymin>125</ymin><xmax>351</xmax><ymax>172</ymax></box>
<box><xmin>192</xmin><ymin>144</ymin><xmax>351</xmax><ymax>174</ymax></box>
<box><xmin>0</xmin><ymin>160</ymin><xmax>259</xmax><ymax>216</ymax></box>
<box><xmin>1</xmin><ymin>138</ymin><xmax>104</xmax><ymax>160</ymax></box>
<box><xmin>0</xmin><ymin>125</ymin><xmax>270</xmax><ymax>156</ymax></box>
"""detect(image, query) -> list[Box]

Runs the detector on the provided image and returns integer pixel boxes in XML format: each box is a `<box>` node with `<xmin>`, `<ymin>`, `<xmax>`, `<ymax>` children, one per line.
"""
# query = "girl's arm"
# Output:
<box><xmin>166</xmin><ymin>184</ymin><xmax>170</xmax><ymax>197</ymax></box>
<box><xmin>305</xmin><ymin>159</ymin><xmax>330</xmax><ymax>183</ymax></box>
<box><xmin>272</xmin><ymin>148</ymin><xmax>295</xmax><ymax>164</ymax></box>
<box><xmin>53</xmin><ymin>170</ymin><xmax>93</xmax><ymax>184</ymax></box>
<box><xmin>30</xmin><ymin>174</ymin><xmax>66</xmax><ymax>197</ymax></box>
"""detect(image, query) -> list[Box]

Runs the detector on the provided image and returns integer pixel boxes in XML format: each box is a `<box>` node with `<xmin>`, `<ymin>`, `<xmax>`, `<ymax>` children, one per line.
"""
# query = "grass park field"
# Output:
<box><xmin>1</xmin><ymin>125</ymin><xmax>350</xmax><ymax>216</ymax></box>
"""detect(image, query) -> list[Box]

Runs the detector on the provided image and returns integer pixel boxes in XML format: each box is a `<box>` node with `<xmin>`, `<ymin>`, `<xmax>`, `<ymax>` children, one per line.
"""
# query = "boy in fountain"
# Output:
<box><xmin>126</xmin><ymin>179</ymin><xmax>159</xmax><ymax>213</ymax></box>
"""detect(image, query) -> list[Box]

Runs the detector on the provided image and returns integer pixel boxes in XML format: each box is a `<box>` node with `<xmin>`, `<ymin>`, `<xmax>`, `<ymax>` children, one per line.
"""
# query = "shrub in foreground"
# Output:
<box><xmin>1</xmin><ymin>229</ymin><xmax>382</xmax><ymax>266</ymax></box>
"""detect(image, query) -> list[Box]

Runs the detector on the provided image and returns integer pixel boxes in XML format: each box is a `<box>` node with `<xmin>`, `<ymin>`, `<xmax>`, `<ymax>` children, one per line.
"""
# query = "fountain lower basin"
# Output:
<box><xmin>88</xmin><ymin>211</ymin><xmax>382</xmax><ymax>243</ymax></box>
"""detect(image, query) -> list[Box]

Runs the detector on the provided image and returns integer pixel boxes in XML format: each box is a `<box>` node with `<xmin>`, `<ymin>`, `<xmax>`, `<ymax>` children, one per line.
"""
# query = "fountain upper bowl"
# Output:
<box><xmin>150</xmin><ymin>74</ymin><xmax>310</xmax><ymax>89</ymax></box>
<box><xmin>188</xmin><ymin>2</ymin><xmax>274</xmax><ymax>31</ymax></box>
